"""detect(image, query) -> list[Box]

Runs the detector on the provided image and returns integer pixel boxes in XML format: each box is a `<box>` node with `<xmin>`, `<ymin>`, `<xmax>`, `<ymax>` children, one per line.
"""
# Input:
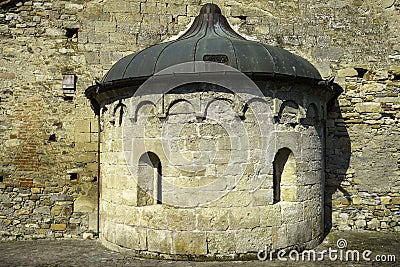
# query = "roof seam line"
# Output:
<box><xmin>261</xmin><ymin>44</ymin><xmax>277</xmax><ymax>74</ymax></box>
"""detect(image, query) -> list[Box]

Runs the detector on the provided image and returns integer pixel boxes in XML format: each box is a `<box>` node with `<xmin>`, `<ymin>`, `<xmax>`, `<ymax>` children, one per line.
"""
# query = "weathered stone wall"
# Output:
<box><xmin>98</xmin><ymin>82</ymin><xmax>328</xmax><ymax>258</ymax></box>
<box><xmin>0</xmin><ymin>1</ymin><xmax>99</xmax><ymax>240</ymax></box>
<box><xmin>0</xmin><ymin>0</ymin><xmax>399</xmax><ymax>240</ymax></box>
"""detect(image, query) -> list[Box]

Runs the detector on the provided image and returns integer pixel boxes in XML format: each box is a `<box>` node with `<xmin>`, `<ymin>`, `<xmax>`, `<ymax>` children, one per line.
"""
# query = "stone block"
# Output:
<box><xmin>94</xmin><ymin>21</ymin><xmax>117</xmax><ymax>33</ymax></box>
<box><xmin>74</xmin><ymin>132</ymin><xmax>91</xmax><ymax>143</ymax></box>
<box><xmin>354</xmin><ymin>219</ymin><xmax>367</xmax><ymax>229</ymax></box>
<box><xmin>166</xmin><ymin>208</ymin><xmax>196</xmax><ymax>231</ymax></box>
<box><xmin>337</xmin><ymin>68</ymin><xmax>358</xmax><ymax>77</ymax></box>
<box><xmin>305</xmin><ymin>201</ymin><xmax>322</xmax><ymax>220</ymax></box>
<box><xmin>281</xmin><ymin>186</ymin><xmax>297</xmax><ymax>202</ymax></box>
<box><xmin>75</xmin><ymin>120</ymin><xmax>91</xmax><ymax>133</ymax></box>
<box><xmin>33</xmin><ymin>206</ymin><xmax>50</xmax><ymax>215</ymax></box>
<box><xmin>380</xmin><ymin>196</ymin><xmax>392</xmax><ymax>205</ymax></box>
<box><xmin>168</xmin><ymin>3</ymin><xmax>187</xmax><ymax>16</ymax></box>
<box><xmin>280</xmin><ymin>202</ymin><xmax>304</xmax><ymax>223</ymax></box>
<box><xmin>140</xmin><ymin>2</ymin><xmax>161</xmax><ymax>14</ymax></box>
<box><xmin>235</xmin><ymin>228</ymin><xmax>272</xmax><ymax>253</ymax></box>
<box><xmin>207</xmin><ymin>231</ymin><xmax>236</xmax><ymax>254</ymax></box>
<box><xmin>84</xmin><ymin>48</ymin><xmax>101</xmax><ymax>64</ymax></box>
<box><xmin>83</xmin><ymin>232</ymin><xmax>94</xmax><ymax>239</ymax></box>
<box><xmin>38</xmin><ymin>229</ymin><xmax>47</xmax><ymax>235</ymax></box>
<box><xmin>271</xmin><ymin>225</ymin><xmax>287</xmax><ymax>250</ymax></box>
<box><xmin>392</xmin><ymin>197</ymin><xmax>400</xmax><ymax>205</ymax></box>
<box><xmin>0</xmin><ymin>72</ymin><xmax>16</xmax><ymax>80</ymax></box>
<box><xmin>31</xmin><ymin>187</ymin><xmax>42</xmax><ymax>194</ymax></box>
<box><xmin>362</xmin><ymin>83</ymin><xmax>384</xmax><ymax>92</ymax></box>
<box><xmin>147</xmin><ymin>229</ymin><xmax>172</xmax><ymax>254</ymax></box>
<box><xmin>173</xmin><ymin>232</ymin><xmax>207</xmax><ymax>255</ymax></box>
<box><xmin>102</xmin><ymin>220</ymin><xmax>116</xmax><ymax>242</ymax></box>
<box><xmin>286</xmin><ymin>221</ymin><xmax>311</xmax><ymax>246</ymax></box>
<box><xmin>187</xmin><ymin>4</ymin><xmax>201</xmax><ymax>16</ymax></box>
<box><xmin>88</xmin><ymin>213</ymin><xmax>98</xmax><ymax>232</ymax></box>
<box><xmin>259</xmin><ymin>205</ymin><xmax>281</xmax><ymax>227</ymax></box>
<box><xmin>116</xmin><ymin>224</ymin><xmax>147</xmax><ymax>250</ymax></box>
<box><xmin>213</xmin><ymin>190</ymin><xmax>251</xmax><ymax>207</ymax></box>
<box><xmin>299</xmin><ymin>171</ymin><xmax>320</xmax><ymax>186</ymax></box>
<box><xmin>45</xmin><ymin>27</ymin><xmax>64</xmax><ymax>36</ymax></box>
<box><xmin>251</xmin><ymin>189</ymin><xmax>273</xmax><ymax>206</ymax></box>
<box><xmin>88</xmin><ymin>33</ymin><xmax>109</xmax><ymax>44</ymax></box>
<box><xmin>229</xmin><ymin>207</ymin><xmax>260</xmax><ymax>229</ymax></box>
<box><xmin>104</xmin><ymin>1</ymin><xmax>140</xmax><ymax>13</ymax></box>
<box><xmin>140</xmin><ymin>206</ymin><xmax>168</xmax><ymax>229</ymax></box>
<box><xmin>389</xmin><ymin>65</ymin><xmax>400</xmax><ymax>76</ymax></box>
<box><xmin>114</xmin><ymin>12</ymin><xmax>142</xmax><ymax>23</ymax></box>
<box><xmin>367</xmin><ymin>218</ymin><xmax>380</xmax><ymax>230</ymax></box>
<box><xmin>51</xmin><ymin>205</ymin><xmax>72</xmax><ymax>216</ymax></box>
<box><xmin>74</xmin><ymin>195</ymin><xmax>96</xmax><ymax>213</ymax></box>
<box><xmin>121</xmin><ymin>190</ymin><xmax>137</xmax><ymax>206</ymax></box>
<box><xmin>51</xmin><ymin>224</ymin><xmax>67</xmax><ymax>231</ymax></box>
<box><xmin>355</xmin><ymin>102</ymin><xmax>382</xmax><ymax>113</ymax></box>
<box><xmin>117</xmin><ymin>22</ymin><xmax>141</xmax><ymax>35</ymax></box>
<box><xmin>123</xmin><ymin>206</ymin><xmax>140</xmax><ymax>227</ymax></box>
<box><xmin>197</xmin><ymin>208</ymin><xmax>229</xmax><ymax>231</ymax></box>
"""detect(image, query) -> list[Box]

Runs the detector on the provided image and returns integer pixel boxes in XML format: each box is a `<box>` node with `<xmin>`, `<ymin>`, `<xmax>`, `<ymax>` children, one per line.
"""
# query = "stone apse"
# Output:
<box><xmin>86</xmin><ymin>4</ymin><xmax>339</xmax><ymax>260</ymax></box>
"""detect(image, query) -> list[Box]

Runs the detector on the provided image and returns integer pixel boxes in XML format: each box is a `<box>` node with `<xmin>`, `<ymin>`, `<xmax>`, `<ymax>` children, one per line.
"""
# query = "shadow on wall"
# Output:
<box><xmin>324</xmin><ymin>83</ymin><xmax>351</xmax><ymax>236</ymax></box>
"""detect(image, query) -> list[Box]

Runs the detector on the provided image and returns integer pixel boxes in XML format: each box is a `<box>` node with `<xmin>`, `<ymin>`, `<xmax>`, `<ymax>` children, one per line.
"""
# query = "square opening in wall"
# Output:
<box><xmin>69</xmin><ymin>173</ymin><xmax>79</xmax><ymax>181</ymax></box>
<box><xmin>65</xmin><ymin>28</ymin><xmax>79</xmax><ymax>39</ymax></box>
<box><xmin>62</xmin><ymin>74</ymin><xmax>77</xmax><ymax>97</ymax></box>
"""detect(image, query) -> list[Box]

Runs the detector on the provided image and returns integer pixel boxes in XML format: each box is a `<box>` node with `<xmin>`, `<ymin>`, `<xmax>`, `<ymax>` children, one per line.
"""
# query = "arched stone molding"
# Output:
<box><xmin>276</xmin><ymin>100</ymin><xmax>300</xmax><ymax>125</ymax></box>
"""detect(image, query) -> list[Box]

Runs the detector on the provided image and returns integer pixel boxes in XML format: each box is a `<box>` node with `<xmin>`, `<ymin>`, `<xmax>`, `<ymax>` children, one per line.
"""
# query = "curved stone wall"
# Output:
<box><xmin>99</xmin><ymin>81</ymin><xmax>329</xmax><ymax>259</ymax></box>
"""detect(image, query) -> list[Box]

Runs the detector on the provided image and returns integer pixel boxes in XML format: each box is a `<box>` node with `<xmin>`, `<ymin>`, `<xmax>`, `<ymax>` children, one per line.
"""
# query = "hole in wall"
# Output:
<box><xmin>391</xmin><ymin>73</ymin><xmax>400</xmax><ymax>81</ymax></box>
<box><xmin>65</xmin><ymin>28</ymin><xmax>79</xmax><ymax>38</ymax></box>
<box><xmin>355</xmin><ymin>68</ymin><xmax>368</xmax><ymax>78</ymax></box>
<box><xmin>48</xmin><ymin>134</ymin><xmax>56</xmax><ymax>142</ymax></box>
<box><xmin>53</xmin><ymin>122</ymin><xmax>63</xmax><ymax>129</ymax></box>
<box><xmin>0</xmin><ymin>175</ymin><xmax>3</xmax><ymax>183</ymax></box>
<box><xmin>382</xmin><ymin>113</ymin><xmax>395</xmax><ymax>119</ymax></box>
<box><xmin>69</xmin><ymin>173</ymin><xmax>79</xmax><ymax>181</ymax></box>
<box><xmin>233</xmin><ymin>15</ymin><xmax>247</xmax><ymax>21</ymax></box>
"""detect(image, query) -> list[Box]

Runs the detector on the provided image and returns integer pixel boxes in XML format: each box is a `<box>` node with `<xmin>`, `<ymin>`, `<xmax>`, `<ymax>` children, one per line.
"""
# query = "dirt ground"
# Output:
<box><xmin>0</xmin><ymin>231</ymin><xmax>399</xmax><ymax>266</ymax></box>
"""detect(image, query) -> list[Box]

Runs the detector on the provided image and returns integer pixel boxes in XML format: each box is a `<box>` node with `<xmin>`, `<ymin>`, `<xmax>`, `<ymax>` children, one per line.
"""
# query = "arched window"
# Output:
<box><xmin>273</xmin><ymin>148</ymin><xmax>296</xmax><ymax>203</ymax></box>
<box><xmin>277</xmin><ymin>100</ymin><xmax>299</xmax><ymax>125</ymax></box>
<box><xmin>137</xmin><ymin>152</ymin><xmax>162</xmax><ymax>206</ymax></box>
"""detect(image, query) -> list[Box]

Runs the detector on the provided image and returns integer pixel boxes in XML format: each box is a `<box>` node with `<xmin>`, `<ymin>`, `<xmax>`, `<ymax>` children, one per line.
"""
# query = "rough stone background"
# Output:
<box><xmin>0</xmin><ymin>0</ymin><xmax>399</xmax><ymax>240</ymax></box>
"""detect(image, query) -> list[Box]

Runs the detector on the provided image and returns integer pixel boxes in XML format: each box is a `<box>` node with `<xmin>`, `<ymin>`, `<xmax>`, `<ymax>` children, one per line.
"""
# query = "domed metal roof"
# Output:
<box><xmin>102</xmin><ymin>3</ymin><xmax>321</xmax><ymax>83</ymax></box>
<box><xmin>86</xmin><ymin>3</ymin><xmax>336</xmax><ymax>114</ymax></box>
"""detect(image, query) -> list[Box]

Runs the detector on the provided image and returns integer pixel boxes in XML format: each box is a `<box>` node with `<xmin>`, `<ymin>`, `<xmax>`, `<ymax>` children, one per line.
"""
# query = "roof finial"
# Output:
<box><xmin>200</xmin><ymin>3</ymin><xmax>221</xmax><ymax>14</ymax></box>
